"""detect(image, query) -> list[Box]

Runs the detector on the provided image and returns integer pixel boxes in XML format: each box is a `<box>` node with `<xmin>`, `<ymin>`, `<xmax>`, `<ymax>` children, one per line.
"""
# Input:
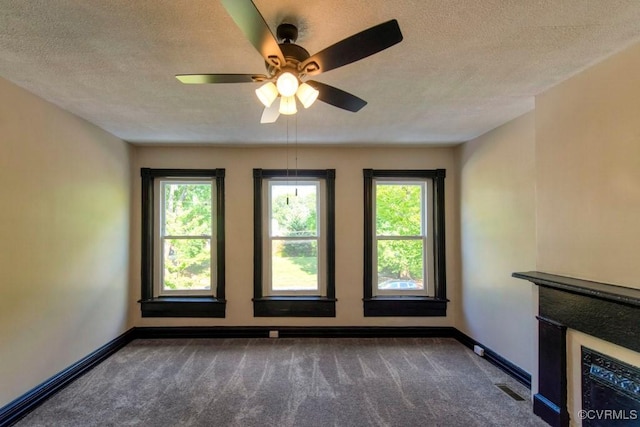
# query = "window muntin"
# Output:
<box><xmin>373</xmin><ymin>180</ymin><xmax>435</xmax><ymax>297</ymax></box>
<box><xmin>263</xmin><ymin>179</ymin><xmax>325</xmax><ymax>295</ymax></box>
<box><xmin>155</xmin><ymin>179</ymin><xmax>216</xmax><ymax>296</ymax></box>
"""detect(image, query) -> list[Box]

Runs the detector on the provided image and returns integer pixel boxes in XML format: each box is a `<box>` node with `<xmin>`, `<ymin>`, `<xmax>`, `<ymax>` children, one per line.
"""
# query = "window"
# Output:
<box><xmin>253</xmin><ymin>169</ymin><xmax>335</xmax><ymax>317</ymax></box>
<box><xmin>156</xmin><ymin>180</ymin><xmax>215</xmax><ymax>296</ymax></box>
<box><xmin>140</xmin><ymin>168</ymin><xmax>225</xmax><ymax>317</ymax></box>
<box><xmin>373</xmin><ymin>181</ymin><xmax>432</xmax><ymax>297</ymax></box>
<box><xmin>265</xmin><ymin>180</ymin><xmax>325</xmax><ymax>296</ymax></box>
<box><xmin>363</xmin><ymin>169</ymin><xmax>447</xmax><ymax>316</ymax></box>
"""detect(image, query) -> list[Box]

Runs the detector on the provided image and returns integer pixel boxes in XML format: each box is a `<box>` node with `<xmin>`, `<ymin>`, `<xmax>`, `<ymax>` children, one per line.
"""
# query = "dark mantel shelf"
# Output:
<box><xmin>512</xmin><ymin>271</ymin><xmax>640</xmax><ymax>307</ymax></box>
<box><xmin>513</xmin><ymin>271</ymin><xmax>640</xmax><ymax>427</ymax></box>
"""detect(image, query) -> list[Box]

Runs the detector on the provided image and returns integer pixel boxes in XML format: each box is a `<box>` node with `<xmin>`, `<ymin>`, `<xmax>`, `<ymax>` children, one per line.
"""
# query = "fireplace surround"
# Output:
<box><xmin>513</xmin><ymin>271</ymin><xmax>640</xmax><ymax>427</ymax></box>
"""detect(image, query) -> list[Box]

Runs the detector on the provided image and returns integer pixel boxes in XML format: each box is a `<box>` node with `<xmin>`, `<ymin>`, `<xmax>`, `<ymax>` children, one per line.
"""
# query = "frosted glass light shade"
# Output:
<box><xmin>296</xmin><ymin>83</ymin><xmax>319</xmax><ymax>108</ymax></box>
<box><xmin>279</xmin><ymin>95</ymin><xmax>297</xmax><ymax>115</ymax></box>
<box><xmin>276</xmin><ymin>72</ymin><xmax>299</xmax><ymax>97</ymax></box>
<box><xmin>255</xmin><ymin>82</ymin><xmax>278</xmax><ymax>107</ymax></box>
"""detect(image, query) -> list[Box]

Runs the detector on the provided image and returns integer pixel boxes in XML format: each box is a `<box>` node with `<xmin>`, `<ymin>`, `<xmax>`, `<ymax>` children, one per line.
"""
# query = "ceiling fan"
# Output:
<box><xmin>176</xmin><ymin>0</ymin><xmax>403</xmax><ymax>123</ymax></box>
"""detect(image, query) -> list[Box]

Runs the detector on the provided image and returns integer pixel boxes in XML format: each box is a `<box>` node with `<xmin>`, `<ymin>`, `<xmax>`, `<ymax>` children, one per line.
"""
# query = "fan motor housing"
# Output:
<box><xmin>264</xmin><ymin>23</ymin><xmax>310</xmax><ymax>77</ymax></box>
<box><xmin>266</xmin><ymin>43</ymin><xmax>309</xmax><ymax>76</ymax></box>
<box><xmin>280</xmin><ymin>43</ymin><xmax>310</xmax><ymax>63</ymax></box>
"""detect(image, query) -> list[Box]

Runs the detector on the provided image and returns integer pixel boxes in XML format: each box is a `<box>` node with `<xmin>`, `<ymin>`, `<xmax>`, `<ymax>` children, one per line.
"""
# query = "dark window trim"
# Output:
<box><xmin>139</xmin><ymin>168</ymin><xmax>226</xmax><ymax>318</ymax></box>
<box><xmin>363</xmin><ymin>169</ymin><xmax>447</xmax><ymax>316</ymax></box>
<box><xmin>253</xmin><ymin>168</ymin><xmax>336</xmax><ymax>317</ymax></box>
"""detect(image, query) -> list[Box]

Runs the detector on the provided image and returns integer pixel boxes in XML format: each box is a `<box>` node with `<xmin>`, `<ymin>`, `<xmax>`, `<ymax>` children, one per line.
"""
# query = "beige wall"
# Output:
<box><xmin>0</xmin><ymin>78</ymin><xmax>131</xmax><ymax>407</ymax></box>
<box><xmin>456</xmin><ymin>112</ymin><xmax>538</xmax><ymax>375</ymax></box>
<box><xmin>130</xmin><ymin>145</ymin><xmax>459</xmax><ymax>327</ymax></box>
<box><xmin>535</xmin><ymin>42</ymin><xmax>640</xmax><ymax>422</ymax></box>
<box><xmin>454</xmin><ymin>42</ymin><xmax>640</xmax><ymax>397</ymax></box>
<box><xmin>536</xmin><ymin>43</ymin><xmax>640</xmax><ymax>289</ymax></box>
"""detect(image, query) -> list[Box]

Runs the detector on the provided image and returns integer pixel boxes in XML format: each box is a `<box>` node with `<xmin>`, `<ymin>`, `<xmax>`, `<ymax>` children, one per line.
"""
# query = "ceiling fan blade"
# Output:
<box><xmin>221</xmin><ymin>0</ymin><xmax>285</xmax><ymax>68</ymax></box>
<box><xmin>176</xmin><ymin>74</ymin><xmax>267</xmax><ymax>84</ymax></box>
<box><xmin>307</xmin><ymin>81</ymin><xmax>367</xmax><ymax>112</ymax></box>
<box><xmin>301</xmin><ymin>20</ymin><xmax>403</xmax><ymax>76</ymax></box>
<box><xmin>260</xmin><ymin>101</ymin><xmax>280</xmax><ymax>123</ymax></box>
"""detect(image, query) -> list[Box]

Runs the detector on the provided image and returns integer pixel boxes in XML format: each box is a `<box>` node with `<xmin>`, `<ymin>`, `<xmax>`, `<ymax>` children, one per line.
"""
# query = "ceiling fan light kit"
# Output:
<box><xmin>296</xmin><ymin>83</ymin><xmax>319</xmax><ymax>109</ymax></box>
<box><xmin>176</xmin><ymin>0</ymin><xmax>403</xmax><ymax>123</ymax></box>
<box><xmin>276</xmin><ymin>72</ymin><xmax>299</xmax><ymax>97</ymax></box>
<box><xmin>256</xmin><ymin>82</ymin><xmax>278</xmax><ymax>108</ymax></box>
<box><xmin>279</xmin><ymin>95</ymin><xmax>297</xmax><ymax>115</ymax></box>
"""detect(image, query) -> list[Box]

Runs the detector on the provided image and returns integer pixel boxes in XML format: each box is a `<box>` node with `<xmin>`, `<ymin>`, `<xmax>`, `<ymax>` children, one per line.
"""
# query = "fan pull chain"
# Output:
<box><xmin>295</xmin><ymin>114</ymin><xmax>298</xmax><ymax>196</ymax></box>
<box><xmin>286</xmin><ymin>116</ymin><xmax>290</xmax><ymax>205</ymax></box>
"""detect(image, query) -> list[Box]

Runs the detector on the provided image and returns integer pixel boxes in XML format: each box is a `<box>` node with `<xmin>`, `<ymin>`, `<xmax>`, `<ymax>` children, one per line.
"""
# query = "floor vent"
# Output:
<box><xmin>495</xmin><ymin>383</ymin><xmax>526</xmax><ymax>401</ymax></box>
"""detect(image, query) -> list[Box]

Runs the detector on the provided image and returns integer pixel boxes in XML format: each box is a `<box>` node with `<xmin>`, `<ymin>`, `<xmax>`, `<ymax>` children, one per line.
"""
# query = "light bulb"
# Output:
<box><xmin>255</xmin><ymin>82</ymin><xmax>278</xmax><ymax>107</ymax></box>
<box><xmin>279</xmin><ymin>95</ymin><xmax>297</xmax><ymax>115</ymax></box>
<box><xmin>276</xmin><ymin>72</ymin><xmax>299</xmax><ymax>97</ymax></box>
<box><xmin>296</xmin><ymin>83</ymin><xmax>319</xmax><ymax>108</ymax></box>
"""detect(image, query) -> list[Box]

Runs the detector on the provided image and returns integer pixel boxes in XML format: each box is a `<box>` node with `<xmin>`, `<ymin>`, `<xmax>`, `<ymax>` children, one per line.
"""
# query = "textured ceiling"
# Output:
<box><xmin>2</xmin><ymin>1</ymin><xmax>640</xmax><ymax>146</ymax></box>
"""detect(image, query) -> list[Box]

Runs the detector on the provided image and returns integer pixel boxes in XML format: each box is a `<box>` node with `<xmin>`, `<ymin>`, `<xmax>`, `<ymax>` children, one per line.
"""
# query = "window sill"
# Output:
<box><xmin>139</xmin><ymin>297</ymin><xmax>226</xmax><ymax>318</ymax></box>
<box><xmin>363</xmin><ymin>296</ymin><xmax>447</xmax><ymax>317</ymax></box>
<box><xmin>253</xmin><ymin>296</ymin><xmax>336</xmax><ymax>317</ymax></box>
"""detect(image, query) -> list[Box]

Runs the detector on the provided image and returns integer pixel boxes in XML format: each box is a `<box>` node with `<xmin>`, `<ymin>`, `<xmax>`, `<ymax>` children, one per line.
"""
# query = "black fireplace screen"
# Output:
<box><xmin>581</xmin><ymin>347</ymin><xmax>640</xmax><ymax>426</ymax></box>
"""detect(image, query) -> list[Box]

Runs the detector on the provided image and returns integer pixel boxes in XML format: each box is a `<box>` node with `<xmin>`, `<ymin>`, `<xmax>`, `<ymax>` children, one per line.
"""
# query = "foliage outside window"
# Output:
<box><xmin>140</xmin><ymin>168</ymin><xmax>225</xmax><ymax>318</ymax></box>
<box><xmin>253</xmin><ymin>169</ymin><xmax>335</xmax><ymax>317</ymax></box>
<box><xmin>363</xmin><ymin>169</ymin><xmax>447</xmax><ymax>317</ymax></box>
<box><xmin>265</xmin><ymin>180</ymin><xmax>324</xmax><ymax>295</ymax></box>
<box><xmin>374</xmin><ymin>181</ymin><xmax>433</xmax><ymax>297</ymax></box>
<box><xmin>157</xmin><ymin>180</ymin><xmax>215</xmax><ymax>295</ymax></box>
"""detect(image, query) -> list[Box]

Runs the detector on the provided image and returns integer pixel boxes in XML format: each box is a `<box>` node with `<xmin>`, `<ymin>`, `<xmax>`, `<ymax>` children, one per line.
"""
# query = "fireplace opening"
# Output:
<box><xmin>582</xmin><ymin>347</ymin><xmax>640</xmax><ymax>426</ymax></box>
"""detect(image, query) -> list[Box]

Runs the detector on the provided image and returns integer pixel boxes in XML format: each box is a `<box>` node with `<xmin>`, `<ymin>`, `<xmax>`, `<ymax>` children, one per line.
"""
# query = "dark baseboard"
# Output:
<box><xmin>0</xmin><ymin>329</ymin><xmax>136</xmax><ymax>427</ymax></box>
<box><xmin>135</xmin><ymin>326</ymin><xmax>273</xmax><ymax>339</ymax></box>
<box><xmin>1</xmin><ymin>326</ymin><xmax>530</xmax><ymax>426</ymax></box>
<box><xmin>134</xmin><ymin>326</ymin><xmax>457</xmax><ymax>339</ymax></box>
<box><xmin>454</xmin><ymin>329</ymin><xmax>532</xmax><ymax>388</ymax></box>
<box><xmin>278</xmin><ymin>326</ymin><xmax>456</xmax><ymax>338</ymax></box>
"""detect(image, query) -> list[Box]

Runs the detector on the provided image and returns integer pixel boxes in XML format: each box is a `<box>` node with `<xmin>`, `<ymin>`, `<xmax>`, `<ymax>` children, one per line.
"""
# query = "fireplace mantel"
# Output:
<box><xmin>513</xmin><ymin>271</ymin><xmax>640</xmax><ymax>427</ymax></box>
<box><xmin>513</xmin><ymin>271</ymin><xmax>640</xmax><ymax>307</ymax></box>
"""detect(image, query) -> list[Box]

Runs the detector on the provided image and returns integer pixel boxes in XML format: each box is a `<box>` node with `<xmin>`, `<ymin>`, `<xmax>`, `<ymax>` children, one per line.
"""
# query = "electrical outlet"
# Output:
<box><xmin>473</xmin><ymin>345</ymin><xmax>485</xmax><ymax>357</ymax></box>
<box><xmin>269</xmin><ymin>330</ymin><xmax>279</xmax><ymax>338</ymax></box>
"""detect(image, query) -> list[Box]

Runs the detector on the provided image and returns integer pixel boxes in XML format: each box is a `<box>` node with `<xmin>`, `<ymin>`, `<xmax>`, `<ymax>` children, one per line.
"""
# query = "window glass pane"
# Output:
<box><xmin>376</xmin><ymin>184</ymin><xmax>422</xmax><ymax>236</ymax></box>
<box><xmin>270</xmin><ymin>183</ymin><xmax>317</xmax><ymax>237</ymax></box>
<box><xmin>163</xmin><ymin>238</ymin><xmax>211</xmax><ymax>291</ymax></box>
<box><xmin>271</xmin><ymin>240</ymin><xmax>318</xmax><ymax>291</ymax></box>
<box><xmin>377</xmin><ymin>240</ymin><xmax>424</xmax><ymax>291</ymax></box>
<box><xmin>163</xmin><ymin>183</ymin><xmax>212</xmax><ymax>236</ymax></box>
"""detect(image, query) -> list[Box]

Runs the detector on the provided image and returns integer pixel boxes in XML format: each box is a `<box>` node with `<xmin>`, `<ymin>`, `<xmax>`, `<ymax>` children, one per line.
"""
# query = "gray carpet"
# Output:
<box><xmin>16</xmin><ymin>338</ymin><xmax>546</xmax><ymax>427</ymax></box>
